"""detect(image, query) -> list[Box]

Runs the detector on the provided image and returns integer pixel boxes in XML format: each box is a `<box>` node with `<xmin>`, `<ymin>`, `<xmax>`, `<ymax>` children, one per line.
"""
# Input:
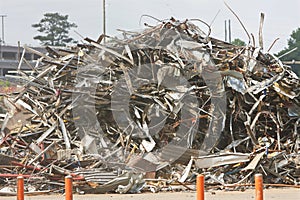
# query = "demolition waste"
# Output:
<box><xmin>0</xmin><ymin>17</ymin><xmax>299</xmax><ymax>195</ymax></box>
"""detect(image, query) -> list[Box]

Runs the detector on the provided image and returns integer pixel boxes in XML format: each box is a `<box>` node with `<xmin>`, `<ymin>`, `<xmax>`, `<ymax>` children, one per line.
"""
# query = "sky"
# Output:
<box><xmin>0</xmin><ymin>0</ymin><xmax>299</xmax><ymax>53</ymax></box>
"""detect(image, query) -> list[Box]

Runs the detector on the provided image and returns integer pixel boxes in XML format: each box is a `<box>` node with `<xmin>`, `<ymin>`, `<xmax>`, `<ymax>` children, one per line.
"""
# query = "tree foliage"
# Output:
<box><xmin>277</xmin><ymin>28</ymin><xmax>300</xmax><ymax>61</ymax></box>
<box><xmin>277</xmin><ymin>28</ymin><xmax>300</xmax><ymax>76</ymax></box>
<box><xmin>231</xmin><ymin>38</ymin><xmax>246</xmax><ymax>46</ymax></box>
<box><xmin>32</xmin><ymin>13</ymin><xmax>77</xmax><ymax>46</ymax></box>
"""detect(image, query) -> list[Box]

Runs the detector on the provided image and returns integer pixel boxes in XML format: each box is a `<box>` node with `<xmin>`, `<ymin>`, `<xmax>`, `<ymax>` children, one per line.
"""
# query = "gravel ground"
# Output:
<box><xmin>1</xmin><ymin>188</ymin><xmax>299</xmax><ymax>200</ymax></box>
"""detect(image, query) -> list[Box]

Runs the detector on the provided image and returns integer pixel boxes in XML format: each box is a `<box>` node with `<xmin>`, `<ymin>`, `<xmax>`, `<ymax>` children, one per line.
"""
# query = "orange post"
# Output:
<box><xmin>255</xmin><ymin>173</ymin><xmax>264</xmax><ymax>200</ymax></box>
<box><xmin>65</xmin><ymin>175</ymin><xmax>73</xmax><ymax>200</ymax></box>
<box><xmin>17</xmin><ymin>175</ymin><xmax>24</xmax><ymax>200</ymax></box>
<box><xmin>196</xmin><ymin>174</ymin><xmax>205</xmax><ymax>200</ymax></box>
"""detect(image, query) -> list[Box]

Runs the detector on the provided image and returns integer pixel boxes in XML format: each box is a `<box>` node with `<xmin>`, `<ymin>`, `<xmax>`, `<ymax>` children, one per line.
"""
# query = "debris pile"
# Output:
<box><xmin>0</xmin><ymin>17</ymin><xmax>299</xmax><ymax>195</ymax></box>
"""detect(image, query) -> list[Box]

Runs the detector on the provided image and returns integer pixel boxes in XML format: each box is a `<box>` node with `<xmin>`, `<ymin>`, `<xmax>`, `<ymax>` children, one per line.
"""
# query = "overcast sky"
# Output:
<box><xmin>0</xmin><ymin>0</ymin><xmax>299</xmax><ymax>53</ymax></box>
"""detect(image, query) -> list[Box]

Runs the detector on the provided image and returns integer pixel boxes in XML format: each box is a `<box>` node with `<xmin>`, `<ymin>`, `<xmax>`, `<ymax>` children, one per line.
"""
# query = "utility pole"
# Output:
<box><xmin>224</xmin><ymin>19</ymin><xmax>232</xmax><ymax>43</ymax></box>
<box><xmin>224</xmin><ymin>20</ymin><xmax>227</xmax><ymax>42</ymax></box>
<box><xmin>0</xmin><ymin>15</ymin><xmax>7</xmax><ymax>44</ymax></box>
<box><xmin>0</xmin><ymin>15</ymin><xmax>7</xmax><ymax>60</ymax></box>
<box><xmin>103</xmin><ymin>0</ymin><xmax>106</xmax><ymax>43</ymax></box>
<box><xmin>228</xmin><ymin>19</ymin><xmax>231</xmax><ymax>43</ymax></box>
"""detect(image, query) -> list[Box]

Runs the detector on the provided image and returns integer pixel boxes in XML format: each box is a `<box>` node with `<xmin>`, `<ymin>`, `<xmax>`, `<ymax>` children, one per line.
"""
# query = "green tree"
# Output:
<box><xmin>32</xmin><ymin>13</ymin><xmax>77</xmax><ymax>46</ymax></box>
<box><xmin>231</xmin><ymin>38</ymin><xmax>246</xmax><ymax>46</ymax></box>
<box><xmin>277</xmin><ymin>28</ymin><xmax>300</xmax><ymax>76</ymax></box>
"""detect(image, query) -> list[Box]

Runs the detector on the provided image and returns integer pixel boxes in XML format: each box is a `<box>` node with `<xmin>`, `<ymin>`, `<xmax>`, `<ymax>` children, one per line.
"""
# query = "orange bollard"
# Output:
<box><xmin>17</xmin><ymin>175</ymin><xmax>24</xmax><ymax>200</ymax></box>
<box><xmin>196</xmin><ymin>174</ymin><xmax>205</xmax><ymax>200</ymax></box>
<box><xmin>65</xmin><ymin>175</ymin><xmax>73</xmax><ymax>200</ymax></box>
<box><xmin>255</xmin><ymin>173</ymin><xmax>264</xmax><ymax>200</ymax></box>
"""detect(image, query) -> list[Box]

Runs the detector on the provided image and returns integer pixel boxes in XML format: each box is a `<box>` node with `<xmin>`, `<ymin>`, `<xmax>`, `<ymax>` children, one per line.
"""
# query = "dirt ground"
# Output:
<box><xmin>1</xmin><ymin>188</ymin><xmax>299</xmax><ymax>200</ymax></box>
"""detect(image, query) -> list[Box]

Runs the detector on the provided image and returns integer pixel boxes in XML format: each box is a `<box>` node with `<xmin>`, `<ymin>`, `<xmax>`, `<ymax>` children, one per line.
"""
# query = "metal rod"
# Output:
<box><xmin>282</xmin><ymin>60</ymin><xmax>300</xmax><ymax>65</ymax></box>
<box><xmin>259</xmin><ymin>13</ymin><xmax>265</xmax><ymax>50</ymax></box>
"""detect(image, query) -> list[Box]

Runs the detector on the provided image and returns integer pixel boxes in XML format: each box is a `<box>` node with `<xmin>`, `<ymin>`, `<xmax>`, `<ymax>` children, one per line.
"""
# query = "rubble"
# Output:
<box><xmin>0</xmin><ymin>17</ymin><xmax>299</xmax><ymax>195</ymax></box>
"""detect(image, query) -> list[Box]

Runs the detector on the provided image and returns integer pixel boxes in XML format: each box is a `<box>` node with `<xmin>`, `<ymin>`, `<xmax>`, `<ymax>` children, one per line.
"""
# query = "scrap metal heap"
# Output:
<box><xmin>0</xmin><ymin>18</ymin><xmax>299</xmax><ymax>194</ymax></box>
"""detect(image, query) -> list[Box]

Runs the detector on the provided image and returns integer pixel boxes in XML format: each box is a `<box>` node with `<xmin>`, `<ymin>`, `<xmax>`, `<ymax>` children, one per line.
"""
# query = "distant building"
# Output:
<box><xmin>0</xmin><ymin>45</ymin><xmax>45</xmax><ymax>76</ymax></box>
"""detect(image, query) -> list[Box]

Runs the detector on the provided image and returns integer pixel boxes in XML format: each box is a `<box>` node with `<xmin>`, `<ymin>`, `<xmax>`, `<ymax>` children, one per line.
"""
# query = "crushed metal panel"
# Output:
<box><xmin>126</xmin><ymin>155</ymin><xmax>158</xmax><ymax>172</ymax></box>
<box><xmin>242</xmin><ymin>151</ymin><xmax>265</xmax><ymax>171</ymax></box>
<box><xmin>159</xmin><ymin>144</ymin><xmax>206</xmax><ymax>164</ymax></box>
<box><xmin>0</xmin><ymin>153</ymin><xmax>19</xmax><ymax>165</ymax></box>
<box><xmin>194</xmin><ymin>153</ymin><xmax>250</xmax><ymax>168</ymax></box>
<box><xmin>79</xmin><ymin>169</ymin><xmax>119</xmax><ymax>184</ymax></box>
